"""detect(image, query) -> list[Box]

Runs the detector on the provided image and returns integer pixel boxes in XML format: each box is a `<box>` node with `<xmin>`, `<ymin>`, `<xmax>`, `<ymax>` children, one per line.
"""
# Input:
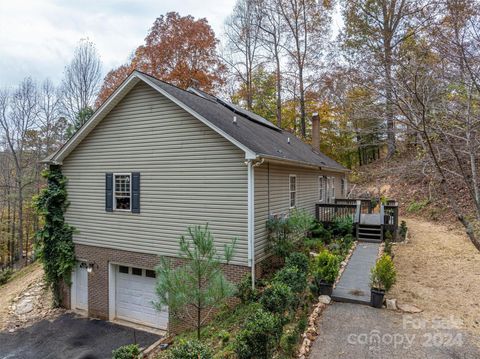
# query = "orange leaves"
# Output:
<box><xmin>96</xmin><ymin>12</ymin><xmax>225</xmax><ymax>107</ymax></box>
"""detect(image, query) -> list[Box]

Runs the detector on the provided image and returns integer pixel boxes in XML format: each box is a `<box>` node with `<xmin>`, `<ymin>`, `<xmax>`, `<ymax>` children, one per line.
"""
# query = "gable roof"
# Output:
<box><xmin>48</xmin><ymin>71</ymin><xmax>348</xmax><ymax>172</ymax></box>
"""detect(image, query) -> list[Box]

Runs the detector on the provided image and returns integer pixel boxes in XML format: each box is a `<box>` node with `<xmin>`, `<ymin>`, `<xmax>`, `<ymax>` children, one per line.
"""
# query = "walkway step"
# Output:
<box><xmin>332</xmin><ymin>242</ymin><xmax>380</xmax><ymax>305</ymax></box>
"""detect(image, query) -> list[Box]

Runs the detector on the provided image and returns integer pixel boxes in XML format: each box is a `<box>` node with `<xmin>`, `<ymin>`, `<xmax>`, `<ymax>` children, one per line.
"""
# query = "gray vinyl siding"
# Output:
<box><xmin>254</xmin><ymin>162</ymin><xmax>345</xmax><ymax>262</ymax></box>
<box><xmin>62</xmin><ymin>82</ymin><xmax>249</xmax><ymax>266</ymax></box>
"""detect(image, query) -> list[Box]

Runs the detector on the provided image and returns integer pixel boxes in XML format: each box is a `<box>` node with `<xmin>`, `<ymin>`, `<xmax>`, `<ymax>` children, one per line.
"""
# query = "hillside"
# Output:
<box><xmin>351</xmin><ymin>153</ymin><xmax>473</xmax><ymax>224</ymax></box>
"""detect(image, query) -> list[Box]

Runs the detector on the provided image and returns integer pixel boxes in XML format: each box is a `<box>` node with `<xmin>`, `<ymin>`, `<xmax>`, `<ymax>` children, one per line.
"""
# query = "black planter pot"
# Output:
<box><xmin>370</xmin><ymin>288</ymin><xmax>385</xmax><ymax>308</ymax></box>
<box><xmin>318</xmin><ymin>280</ymin><xmax>333</xmax><ymax>296</ymax></box>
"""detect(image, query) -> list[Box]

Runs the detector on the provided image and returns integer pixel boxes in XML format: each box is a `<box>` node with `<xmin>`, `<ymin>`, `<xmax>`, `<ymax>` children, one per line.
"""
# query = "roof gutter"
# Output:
<box><xmin>258</xmin><ymin>154</ymin><xmax>350</xmax><ymax>173</ymax></box>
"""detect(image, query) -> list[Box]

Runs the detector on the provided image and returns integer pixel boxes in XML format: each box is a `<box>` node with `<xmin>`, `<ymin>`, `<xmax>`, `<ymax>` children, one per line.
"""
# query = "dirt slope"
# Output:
<box><xmin>0</xmin><ymin>262</ymin><xmax>61</xmax><ymax>331</ymax></box>
<box><xmin>389</xmin><ymin>218</ymin><xmax>480</xmax><ymax>336</ymax></box>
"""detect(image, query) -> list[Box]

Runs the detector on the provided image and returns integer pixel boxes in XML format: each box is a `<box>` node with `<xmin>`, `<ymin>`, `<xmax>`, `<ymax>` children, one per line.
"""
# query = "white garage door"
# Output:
<box><xmin>115</xmin><ymin>265</ymin><xmax>168</xmax><ymax>329</ymax></box>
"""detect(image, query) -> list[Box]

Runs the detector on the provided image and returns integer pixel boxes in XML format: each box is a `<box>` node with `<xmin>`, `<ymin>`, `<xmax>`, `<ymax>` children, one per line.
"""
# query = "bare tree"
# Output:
<box><xmin>61</xmin><ymin>39</ymin><xmax>102</xmax><ymax>123</ymax></box>
<box><xmin>393</xmin><ymin>1</ymin><xmax>480</xmax><ymax>250</ymax></box>
<box><xmin>224</xmin><ymin>0</ymin><xmax>264</xmax><ymax>110</ymax></box>
<box><xmin>258</xmin><ymin>0</ymin><xmax>285</xmax><ymax>127</ymax></box>
<box><xmin>0</xmin><ymin>78</ymin><xmax>39</xmax><ymax>263</ymax></box>
<box><xmin>277</xmin><ymin>0</ymin><xmax>332</xmax><ymax>138</ymax></box>
<box><xmin>342</xmin><ymin>0</ymin><xmax>432</xmax><ymax>158</ymax></box>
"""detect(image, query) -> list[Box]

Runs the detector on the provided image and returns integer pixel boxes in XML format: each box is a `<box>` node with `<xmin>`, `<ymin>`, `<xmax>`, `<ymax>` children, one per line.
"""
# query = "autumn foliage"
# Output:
<box><xmin>96</xmin><ymin>12</ymin><xmax>226</xmax><ymax>106</ymax></box>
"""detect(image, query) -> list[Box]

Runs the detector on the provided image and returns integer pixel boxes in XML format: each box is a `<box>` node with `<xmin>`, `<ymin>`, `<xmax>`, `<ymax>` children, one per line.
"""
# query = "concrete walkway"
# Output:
<box><xmin>309</xmin><ymin>303</ymin><xmax>480</xmax><ymax>359</ymax></box>
<box><xmin>332</xmin><ymin>242</ymin><xmax>380</xmax><ymax>305</ymax></box>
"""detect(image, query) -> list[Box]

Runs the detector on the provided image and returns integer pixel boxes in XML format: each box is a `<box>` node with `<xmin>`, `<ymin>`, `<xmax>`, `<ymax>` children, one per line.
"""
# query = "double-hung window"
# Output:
<box><xmin>289</xmin><ymin>175</ymin><xmax>297</xmax><ymax>208</ymax></box>
<box><xmin>318</xmin><ymin>176</ymin><xmax>326</xmax><ymax>202</ymax></box>
<box><xmin>114</xmin><ymin>174</ymin><xmax>131</xmax><ymax>211</ymax></box>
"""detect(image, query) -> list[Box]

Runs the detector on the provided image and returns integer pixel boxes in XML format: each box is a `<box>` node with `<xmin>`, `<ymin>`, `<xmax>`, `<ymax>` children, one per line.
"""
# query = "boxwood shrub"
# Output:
<box><xmin>285</xmin><ymin>252</ymin><xmax>309</xmax><ymax>274</ymax></box>
<box><xmin>167</xmin><ymin>339</ymin><xmax>213</xmax><ymax>359</ymax></box>
<box><xmin>234</xmin><ymin>308</ymin><xmax>283</xmax><ymax>359</ymax></box>
<box><xmin>274</xmin><ymin>265</ymin><xmax>307</xmax><ymax>294</ymax></box>
<box><xmin>260</xmin><ymin>282</ymin><xmax>294</xmax><ymax>315</ymax></box>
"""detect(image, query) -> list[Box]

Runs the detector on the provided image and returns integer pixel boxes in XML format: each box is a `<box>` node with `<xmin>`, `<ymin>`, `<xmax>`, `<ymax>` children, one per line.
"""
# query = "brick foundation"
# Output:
<box><xmin>66</xmin><ymin>244</ymin><xmax>250</xmax><ymax>333</ymax></box>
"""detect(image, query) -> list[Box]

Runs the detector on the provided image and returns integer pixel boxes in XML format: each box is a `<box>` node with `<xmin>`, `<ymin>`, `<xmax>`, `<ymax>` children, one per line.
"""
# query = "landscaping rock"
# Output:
<box><xmin>15</xmin><ymin>298</ymin><xmax>34</xmax><ymax>315</ymax></box>
<box><xmin>318</xmin><ymin>295</ymin><xmax>331</xmax><ymax>305</ymax></box>
<box><xmin>386</xmin><ymin>298</ymin><xmax>397</xmax><ymax>310</ymax></box>
<box><xmin>398</xmin><ymin>303</ymin><xmax>422</xmax><ymax>313</ymax></box>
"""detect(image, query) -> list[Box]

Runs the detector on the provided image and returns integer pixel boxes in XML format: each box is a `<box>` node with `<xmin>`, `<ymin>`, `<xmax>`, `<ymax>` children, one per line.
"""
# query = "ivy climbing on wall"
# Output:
<box><xmin>33</xmin><ymin>165</ymin><xmax>76</xmax><ymax>307</ymax></box>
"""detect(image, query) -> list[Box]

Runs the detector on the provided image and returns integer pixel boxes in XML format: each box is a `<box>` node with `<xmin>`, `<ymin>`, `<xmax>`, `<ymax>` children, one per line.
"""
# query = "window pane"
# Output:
<box><xmin>115</xmin><ymin>196</ymin><xmax>131</xmax><ymax>210</ymax></box>
<box><xmin>132</xmin><ymin>267</ymin><xmax>142</xmax><ymax>276</ymax></box>
<box><xmin>145</xmin><ymin>270</ymin><xmax>156</xmax><ymax>278</ymax></box>
<box><xmin>119</xmin><ymin>266</ymin><xmax>129</xmax><ymax>274</ymax></box>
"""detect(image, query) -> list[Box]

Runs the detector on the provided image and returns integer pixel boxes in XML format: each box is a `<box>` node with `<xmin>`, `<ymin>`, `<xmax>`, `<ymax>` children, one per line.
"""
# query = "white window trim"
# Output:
<box><xmin>113</xmin><ymin>173</ymin><xmax>132</xmax><ymax>212</ymax></box>
<box><xmin>331</xmin><ymin>177</ymin><xmax>336</xmax><ymax>201</ymax></box>
<box><xmin>289</xmin><ymin>174</ymin><xmax>297</xmax><ymax>209</ymax></box>
<box><xmin>318</xmin><ymin>176</ymin><xmax>326</xmax><ymax>203</ymax></box>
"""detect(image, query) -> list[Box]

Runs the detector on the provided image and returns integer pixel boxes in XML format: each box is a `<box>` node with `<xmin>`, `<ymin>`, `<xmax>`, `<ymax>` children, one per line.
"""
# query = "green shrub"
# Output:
<box><xmin>332</xmin><ymin>216</ymin><xmax>354</xmax><ymax>237</ymax></box>
<box><xmin>304</xmin><ymin>238</ymin><xmax>324</xmax><ymax>252</ymax></box>
<box><xmin>310</xmin><ymin>222</ymin><xmax>332</xmax><ymax>243</ymax></box>
<box><xmin>406</xmin><ymin>199</ymin><xmax>429</xmax><ymax>213</ymax></box>
<box><xmin>285</xmin><ymin>252</ymin><xmax>309</xmax><ymax>274</ymax></box>
<box><xmin>260</xmin><ymin>282</ymin><xmax>294</xmax><ymax>315</ymax></box>
<box><xmin>371</xmin><ymin>254</ymin><xmax>396</xmax><ymax>291</ymax></box>
<box><xmin>399</xmin><ymin>220</ymin><xmax>408</xmax><ymax>239</ymax></box>
<box><xmin>384</xmin><ymin>232</ymin><xmax>393</xmax><ymax>257</ymax></box>
<box><xmin>167</xmin><ymin>339</ymin><xmax>213</xmax><ymax>359</ymax></box>
<box><xmin>340</xmin><ymin>234</ymin><xmax>354</xmax><ymax>253</ymax></box>
<box><xmin>313</xmin><ymin>250</ymin><xmax>340</xmax><ymax>285</ymax></box>
<box><xmin>288</xmin><ymin>209</ymin><xmax>315</xmax><ymax>240</ymax></box>
<box><xmin>236</xmin><ymin>274</ymin><xmax>258</xmax><ymax>304</ymax></box>
<box><xmin>0</xmin><ymin>269</ymin><xmax>13</xmax><ymax>285</ymax></box>
<box><xmin>279</xmin><ymin>327</ymin><xmax>298</xmax><ymax>355</ymax></box>
<box><xmin>217</xmin><ymin>330</ymin><xmax>230</xmax><ymax>344</ymax></box>
<box><xmin>274</xmin><ymin>266</ymin><xmax>307</xmax><ymax>294</ymax></box>
<box><xmin>112</xmin><ymin>344</ymin><xmax>140</xmax><ymax>359</ymax></box>
<box><xmin>266</xmin><ymin>216</ymin><xmax>295</xmax><ymax>260</ymax></box>
<box><xmin>234</xmin><ymin>308</ymin><xmax>283</xmax><ymax>359</ymax></box>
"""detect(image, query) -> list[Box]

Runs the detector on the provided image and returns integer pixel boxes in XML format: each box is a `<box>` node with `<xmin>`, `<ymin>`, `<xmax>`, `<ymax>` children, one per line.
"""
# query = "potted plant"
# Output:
<box><xmin>370</xmin><ymin>254</ymin><xmax>396</xmax><ymax>308</ymax></box>
<box><xmin>313</xmin><ymin>250</ymin><xmax>339</xmax><ymax>296</ymax></box>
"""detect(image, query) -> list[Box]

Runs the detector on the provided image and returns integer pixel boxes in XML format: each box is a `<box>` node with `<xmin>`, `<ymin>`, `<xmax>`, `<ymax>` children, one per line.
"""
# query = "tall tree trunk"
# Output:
<box><xmin>275</xmin><ymin>50</ymin><xmax>282</xmax><ymax>128</ymax></box>
<box><xmin>299</xmin><ymin>65</ymin><xmax>306</xmax><ymax>138</ymax></box>
<box><xmin>17</xmin><ymin>178</ymin><xmax>23</xmax><ymax>265</ymax></box>
<box><xmin>384</xmin><ymin>42</ymin><xmax>396</xmax><ymax>158</ymax></box>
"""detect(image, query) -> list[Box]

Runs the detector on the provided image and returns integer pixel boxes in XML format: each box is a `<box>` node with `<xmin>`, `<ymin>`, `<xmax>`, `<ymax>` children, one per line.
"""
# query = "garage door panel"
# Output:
<box><xmin>115</xmin><ymin>267</ymin><xmax>168</xmax><ymax>329</ymax></box>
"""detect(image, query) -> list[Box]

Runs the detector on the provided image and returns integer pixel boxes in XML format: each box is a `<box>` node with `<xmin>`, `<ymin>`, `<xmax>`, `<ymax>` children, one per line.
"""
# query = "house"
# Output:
<box><xmin>45</xmin><ymin>70</ymin><xmax>348</xmax><ymax>333</ymax></box>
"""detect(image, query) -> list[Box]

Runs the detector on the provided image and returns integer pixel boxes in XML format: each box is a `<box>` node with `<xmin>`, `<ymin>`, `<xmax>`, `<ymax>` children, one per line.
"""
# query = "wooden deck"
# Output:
<box><xmin>316</xmin><ymin>199</ymin><xmax>399</xmax><ymax>240</ymax></box>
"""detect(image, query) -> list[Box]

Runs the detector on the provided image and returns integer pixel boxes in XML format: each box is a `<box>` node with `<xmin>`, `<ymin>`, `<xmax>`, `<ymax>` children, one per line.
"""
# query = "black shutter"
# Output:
<box><xmin>105</xmin><ymin>173</ymin><xmax>113</xmax><ymax>212</ymax></box>
<box><xmin>131</xmin><ymin>172</ymin><xmax>140</xmax><ymax>213</ymax></box>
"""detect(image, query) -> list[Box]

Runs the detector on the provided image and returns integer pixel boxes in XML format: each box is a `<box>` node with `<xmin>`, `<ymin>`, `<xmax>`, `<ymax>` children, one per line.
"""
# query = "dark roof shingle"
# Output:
<box><xmin>143</xmin><ymin>73</ymin><xmax>347</xmax><ymax>172</ymax></box>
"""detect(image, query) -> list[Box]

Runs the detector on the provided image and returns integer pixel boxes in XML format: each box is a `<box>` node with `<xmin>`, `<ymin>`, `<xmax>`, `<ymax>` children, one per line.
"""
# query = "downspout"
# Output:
<box><xmin>247</xmin><ymin>159</ymin><xmax>255</xmax><ymax>289</ymax></box>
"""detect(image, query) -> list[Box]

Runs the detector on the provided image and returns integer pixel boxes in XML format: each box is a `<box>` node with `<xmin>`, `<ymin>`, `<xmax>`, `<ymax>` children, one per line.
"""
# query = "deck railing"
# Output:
<box><xmin>317</xmin><ymin>198</ymin><xmax>399</xmax><ymax>240</ymax></box>
<box><xmin>315</xmin><ymin>203</ymin><xmax>357</xmax><ymax>224</ymax></box>
<box><xmin>383</xmin><ymin>202</ymin><xmax>399</xmax><ymax>236</ymax></box>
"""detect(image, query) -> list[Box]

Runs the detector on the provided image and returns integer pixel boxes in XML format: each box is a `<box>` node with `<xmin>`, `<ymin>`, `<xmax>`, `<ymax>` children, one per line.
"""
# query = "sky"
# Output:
<box><xmin>0</xmin><ymin>0</ymin><xmax>236</xmax><ymax>87</ymax></box>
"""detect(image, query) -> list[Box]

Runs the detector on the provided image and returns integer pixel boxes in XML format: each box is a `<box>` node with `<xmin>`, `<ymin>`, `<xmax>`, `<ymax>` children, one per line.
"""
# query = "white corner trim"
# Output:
<box><xmin>136</xmin><ymin>73</ymin><xmax>258</xmax><ymax>160</ymax></box>
<box><xmin>247</xmin><ymin>160</ymin><xmax>255</xmax><ymax>288</ymax></box>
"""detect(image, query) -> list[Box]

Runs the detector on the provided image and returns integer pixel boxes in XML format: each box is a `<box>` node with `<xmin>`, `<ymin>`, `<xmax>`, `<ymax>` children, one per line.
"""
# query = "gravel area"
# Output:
<box><xmin>309</xmin><ymin>302</ymin><xmax>480</xmax><ymax>359</ymax></box>
<box><xmin>389</xmin><ymin>218</ymin><xmax>480</xmax><ymax>336</ymax></box>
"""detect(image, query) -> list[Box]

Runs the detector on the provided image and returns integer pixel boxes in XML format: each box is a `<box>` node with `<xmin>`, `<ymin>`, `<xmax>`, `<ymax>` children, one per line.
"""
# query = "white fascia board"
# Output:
<box><xmin>136</xmin><ymin>72</ymin><xmax>258</xmax><ymax>161</ymax></box>
<box><xmin>51</xmin><ymin>75</ymin><xmax>142</xmax><ymax>164</ymax></box>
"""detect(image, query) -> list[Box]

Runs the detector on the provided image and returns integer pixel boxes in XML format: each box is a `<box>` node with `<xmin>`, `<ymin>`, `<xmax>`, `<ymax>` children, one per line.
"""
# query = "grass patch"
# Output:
<box><xmin>406</xmin><ymin>199</ymin><xmax>430</xmax><ymax>213</ymax></box>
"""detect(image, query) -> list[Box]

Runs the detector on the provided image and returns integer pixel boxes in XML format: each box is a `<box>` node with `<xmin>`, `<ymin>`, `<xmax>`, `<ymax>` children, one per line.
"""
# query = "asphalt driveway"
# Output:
<box><xmin>310</xmin><ymin>302</ymin><xmax>480</xmax><ymax>359</ymax></box>
<box><xmin>0</xmin><ymin>313</ymin><xmax>160</xmax><ymax>359</ymax></box>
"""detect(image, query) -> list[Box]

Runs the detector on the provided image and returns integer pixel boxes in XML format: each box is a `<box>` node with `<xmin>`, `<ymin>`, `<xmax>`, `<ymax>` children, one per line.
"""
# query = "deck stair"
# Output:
<box><xmin>357</xmin><ymin>224</ymin><xmax>382</xmax><ymax>243</ymax></box>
